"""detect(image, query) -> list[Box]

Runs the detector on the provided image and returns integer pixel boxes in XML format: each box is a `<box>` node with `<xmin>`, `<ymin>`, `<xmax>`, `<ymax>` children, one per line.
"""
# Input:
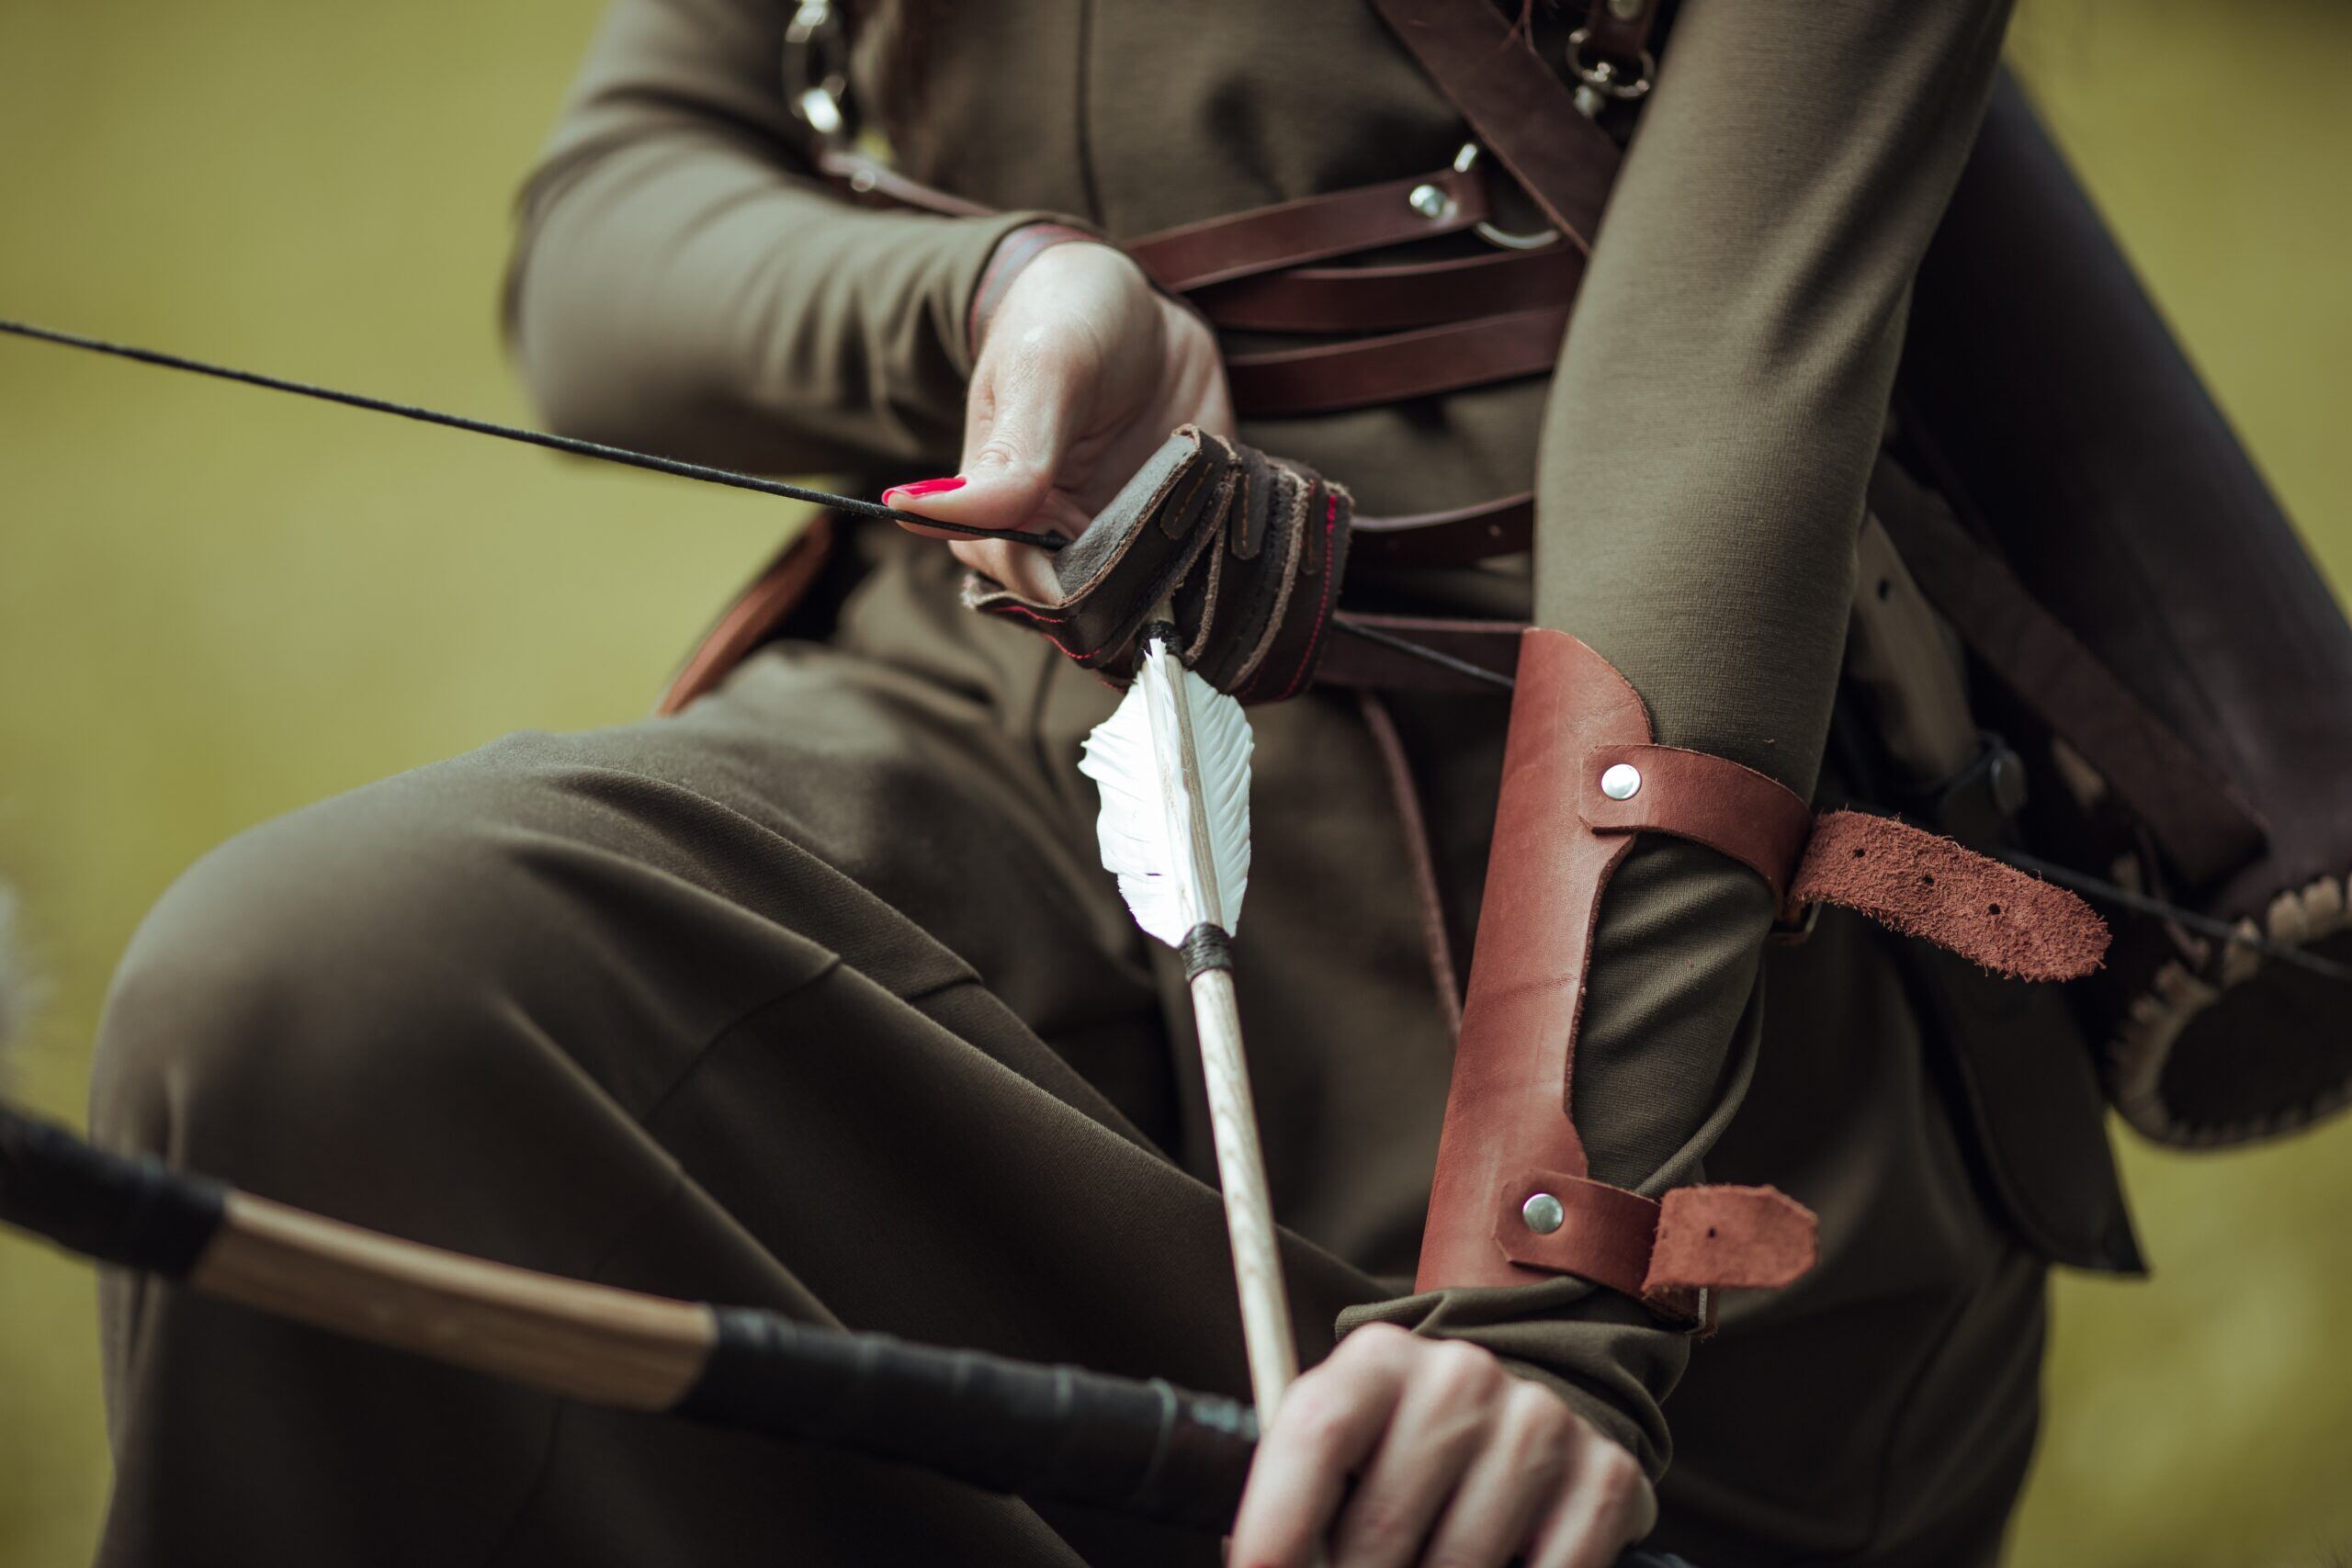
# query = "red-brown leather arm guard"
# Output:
<box><xmin>1416</xmin><ymin>629</ymin><xmax>2109</xmax><ymax>1324</ymax></box>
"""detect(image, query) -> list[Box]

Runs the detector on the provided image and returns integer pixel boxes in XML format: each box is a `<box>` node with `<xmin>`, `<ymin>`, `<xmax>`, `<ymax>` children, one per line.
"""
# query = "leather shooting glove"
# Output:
<box><xmin>963</xmin><ymin>425</ymin><xmax>1353</xmax><ymax>702</ymax></box>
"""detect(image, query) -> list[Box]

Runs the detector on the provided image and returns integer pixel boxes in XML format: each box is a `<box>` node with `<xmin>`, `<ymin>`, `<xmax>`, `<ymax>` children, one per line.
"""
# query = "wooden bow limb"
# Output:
<box><xmin>0</xmin><ymin>1100</ymin><xmax>1261</xmax><ymax>1529</ymax></box>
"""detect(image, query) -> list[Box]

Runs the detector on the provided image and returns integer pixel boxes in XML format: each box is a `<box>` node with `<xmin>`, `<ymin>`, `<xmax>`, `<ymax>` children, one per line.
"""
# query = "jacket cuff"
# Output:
<box><xmin>1334</xmin><ymin>1280</ymin><xmax>1679</xmax><ymax>1479</ymax></box>
<box><xmin>959</xmin><ymin>219</ymin><xmax>1110</xmax><ymax>371</ymax></box>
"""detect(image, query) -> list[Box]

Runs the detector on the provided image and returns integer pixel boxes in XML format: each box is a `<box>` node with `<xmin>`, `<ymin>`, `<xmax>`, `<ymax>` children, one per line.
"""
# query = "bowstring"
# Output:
<box><xmin>9</xmin><ymin>315</ymin><xmax>2338</xmax><ymax>983</ymax></box>
<box><xmin>0</xmin><ymin>316</ymin><xmax>1062</xmax><ymax>547</ymax></box>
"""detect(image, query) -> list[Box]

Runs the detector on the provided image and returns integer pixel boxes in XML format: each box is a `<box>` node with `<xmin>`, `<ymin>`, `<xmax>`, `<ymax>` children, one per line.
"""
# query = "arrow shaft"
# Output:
<box><xmin>1186</xmin><ymin>963</ymin><xmax>1300</xmax><ymax>1416</ymax></box>
<box><xmin>1136</xmin><ymin>634</ymin><xmax>1301</xmax><ymax>1420</ymax></box>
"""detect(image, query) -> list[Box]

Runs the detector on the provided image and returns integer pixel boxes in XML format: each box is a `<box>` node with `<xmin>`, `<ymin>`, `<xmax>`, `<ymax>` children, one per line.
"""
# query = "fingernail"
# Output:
<box><xmin>881</xmin><ymin>476</ymin><xmax>967</xmax><ymax>505</ymax></box>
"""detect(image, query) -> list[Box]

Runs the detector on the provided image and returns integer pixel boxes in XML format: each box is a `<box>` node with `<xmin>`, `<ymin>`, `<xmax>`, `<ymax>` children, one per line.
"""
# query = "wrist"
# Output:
<box><xmin>967</xmin><ymin>222</ymin><xmax>1110</xmax><ymax>358</ymax></box>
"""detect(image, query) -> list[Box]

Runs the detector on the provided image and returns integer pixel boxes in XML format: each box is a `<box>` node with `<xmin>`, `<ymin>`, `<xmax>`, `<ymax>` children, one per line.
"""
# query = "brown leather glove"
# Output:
<box><xmin>963</xmin><ymin>425</ymin><xmax>1353</xmax><ymax>702</ymax></box>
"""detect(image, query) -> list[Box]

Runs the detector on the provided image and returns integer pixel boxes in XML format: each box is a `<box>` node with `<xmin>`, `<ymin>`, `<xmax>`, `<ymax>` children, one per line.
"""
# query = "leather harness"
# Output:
<box><xmin>723</xmin><ymin>0</ymin><xmax>2261</xmax><ymax>905</ymax></box>
<box><xmin>637</xmin><ymin>0</ymin><xmax>2245</xmax><ymax>1324</ymax></box>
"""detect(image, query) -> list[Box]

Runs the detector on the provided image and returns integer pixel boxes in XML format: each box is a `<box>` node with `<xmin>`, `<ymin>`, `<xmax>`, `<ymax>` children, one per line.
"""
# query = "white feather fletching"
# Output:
<box><xmin>1079</xmin><ymin>648</ymin><xmax>1253</xmax><ymax>947</ymax></box>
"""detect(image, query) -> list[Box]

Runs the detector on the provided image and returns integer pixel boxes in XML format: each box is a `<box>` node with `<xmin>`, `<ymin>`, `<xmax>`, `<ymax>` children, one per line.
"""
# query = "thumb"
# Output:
<box><xmin>887</xmin><ymin>336</ymin><xmax>1090</xmax><ymax>537</ymax></box>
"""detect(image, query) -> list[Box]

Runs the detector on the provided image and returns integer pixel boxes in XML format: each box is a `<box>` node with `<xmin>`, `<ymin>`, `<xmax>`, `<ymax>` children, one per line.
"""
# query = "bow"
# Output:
<box><xmin>0</xmin><ymin>316</ymin><xmax>1707</xmax><ymax>1563</ymax></box>
<box><xmin>0</xmin><ymin>1101</ymin><xmax>1692</xmax><ymax>1568</ymax></box>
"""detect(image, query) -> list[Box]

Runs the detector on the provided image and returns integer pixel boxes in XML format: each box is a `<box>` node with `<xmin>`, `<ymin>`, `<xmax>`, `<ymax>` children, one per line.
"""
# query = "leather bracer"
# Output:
<box><xmin>965</xmin><ymin>425</ymin><xmax>1352</xmax><ymax>701</ymax></box>
<box><xmin>1416</xmin><ymin>629</ymin><xmax>2110</xmax><ymax>1322</ymax></box>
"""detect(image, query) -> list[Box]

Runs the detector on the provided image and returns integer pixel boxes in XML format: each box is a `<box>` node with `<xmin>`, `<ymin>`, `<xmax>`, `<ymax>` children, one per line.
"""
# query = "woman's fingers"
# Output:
<box><xmin>886</xmin><ymin>253</ymin><xmax>1122</xmax><ymax>604</ymax></box>
<box><xmin>950</xmin><ymin>333</ymin><xmax>1091</xmax><ymax>530</ymax></box>
<box><xmin>1413</xmin><ymin>1378</ymin><xmax>1581</xmax><ymax>1568</ymax></box>
<box><xmin>1227</xmin><ymin>1325</ymin><xmax>1657</xmax><ymax>1568</ymax></box>
<box><xmin>913</xmin><ymin>241</ymin><xmax>1135</xmax><ymax>538</ymax></box>
<box><xmin>885</xmin><ymin>368</ymin><xmax>1073</xmax><ymax>601</ymax></box>
<box><xmin>1524</xmin><ymin>1424</ymin><xmax>1657</xmax><ymax>1568</ymax></box>
<box><xmin>892</xmin><ymin>241</ymin><xmax>1232</xmax><ymax>611</ymax></box>
<box><xmin>1228</xmin><ymin>1324</ymin><xmax>1419</xmax><ymax>1568</ymax></box>
<box><xmin>1328</xmin><ymin>1339</ymin><xmax>1503</xmax><ymax>1568</ymax></box>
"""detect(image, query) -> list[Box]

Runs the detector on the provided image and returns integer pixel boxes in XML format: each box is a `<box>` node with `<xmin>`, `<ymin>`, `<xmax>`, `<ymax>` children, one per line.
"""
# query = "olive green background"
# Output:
<box><xmin>0</xmin><ymin>2</ymin><xmax>2346</xmax><ymax>1562</ymax></box>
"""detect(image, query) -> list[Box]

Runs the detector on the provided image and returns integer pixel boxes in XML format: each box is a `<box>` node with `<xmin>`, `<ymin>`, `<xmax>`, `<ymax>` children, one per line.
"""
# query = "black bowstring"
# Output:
<box><xmin>1995</xmin><ymin>847</ymin><xmax>2352</xmax><ymax>986</ymax></box>
<box><xmin>8</xmin><ymin>316</ymin><xmax>2335</xmax><ymax>983</ymax></box>
<box><xmin>1329</xmin><ymin>618</ymin><xmax>1518</xmax><ymax>691</ymax></box>
<box><xmin>0</xmin><ymin>318</ymin><xmax>1492</xmax><ymax>691</ymax></box>
<box><xmin>0</xmin><ymin>317</ymin><xmax>1064</xmax><ymax>548</ymax></box>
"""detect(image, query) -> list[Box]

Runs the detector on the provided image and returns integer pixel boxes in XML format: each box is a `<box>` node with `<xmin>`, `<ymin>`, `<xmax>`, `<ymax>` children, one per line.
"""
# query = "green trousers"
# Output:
<box><xmin>90</xmin><ymin>539</ymin><xmax>2045</xmax><ymax>1567</ymax></box>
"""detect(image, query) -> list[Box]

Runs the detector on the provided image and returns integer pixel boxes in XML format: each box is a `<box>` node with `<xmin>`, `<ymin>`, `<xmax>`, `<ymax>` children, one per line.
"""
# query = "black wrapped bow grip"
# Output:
<box><xmin>679</xmin><ymin>1308</ymin><xmax>1259</xmax><ymax>1530</ymax></box>
<box><xmin>0</xmin><ymin>1102</ymin><xmax>1691</xmax><ymax>1563</ymax></box>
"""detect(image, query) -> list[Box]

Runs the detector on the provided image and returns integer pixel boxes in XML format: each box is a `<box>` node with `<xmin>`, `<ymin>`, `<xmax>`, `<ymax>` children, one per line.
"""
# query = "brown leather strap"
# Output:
<box><xmin>1493</xmin><ymin>1173</ymin><xmax>1662</xmax><ymax>1303</ymax></box>
<box><xmin>1351</xmin><ymin>492</ymin><xmax>1533</xmax><ymax>567</ymax></box>
<box><xmin>1788</xmin><ymin>810</ymin><xmax>2109</xmax><ymax>983</ymax></box>
<box><xmin>1368</xmin><ymin>0</ymin><xmax>1621</xmax><ymax>249</ymax></box>
<box><xmin>1492</xmin><ymin>1175</ymin><xmax>1816</xmax><ymax>1322</ymax></box>
<box><xmin>1867</xmin><ymin>459</ymin><xmax>2267</xmax><ymax>886</ymax></box>
<box><xmin>1125</xmin><ymin>164</ymin><xmax>1490</xmax><ymax>292</ymax></box>
<box><xmin>1582</xmin><ymin>743</ymin><xmax>1815</xmax><ymax>908</ymax></box>
<box><xmin>1227</xmin><ymin>305</ymin><xmax>1568</xmax><ymax>417</ymax></box>
<box><xmin>1645</xmin><ymin>1185</ymin><xmax>1817</xmax><ymax>1295</ymax></box>
<box><xmin>1193</xmin><ymin>244</ymin><xmax>1585</xmax><ymax>333</ymax></box>
<box><xmin>1576</xmin><ymin>743</ymin><xmax>2109</xmax><ymax>981</ymax></box>
<box><xmin>655</xmin><ymin>518</ymin><xmax>835</xmax><ymax>716</ymax></box>
<box><xmin>812</xmin><ymin>145</ymin><xmax>995</xmax><ymax>218</ymax></box>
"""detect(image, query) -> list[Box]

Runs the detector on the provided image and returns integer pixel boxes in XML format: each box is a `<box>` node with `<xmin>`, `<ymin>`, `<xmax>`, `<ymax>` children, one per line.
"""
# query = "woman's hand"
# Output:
<box><xmin>883</xmin><ymin>238</ymin><xmax>1232</xmax><ymax>603</ymax></box>
<box><xmin>1231</xmin><ymin>1324</ymin><xmax>1657</xmax><ymax>1568</ymax></box>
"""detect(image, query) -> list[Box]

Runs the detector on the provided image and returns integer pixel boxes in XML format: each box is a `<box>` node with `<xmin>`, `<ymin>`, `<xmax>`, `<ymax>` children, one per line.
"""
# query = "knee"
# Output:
<box><xmin>89</xmin><ymin>757</ymin><xmax>558</xmax><ymax>1191</ymax></box>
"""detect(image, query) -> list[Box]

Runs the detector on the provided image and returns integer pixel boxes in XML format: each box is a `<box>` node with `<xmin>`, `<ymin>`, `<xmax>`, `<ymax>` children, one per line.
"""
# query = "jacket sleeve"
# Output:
<box><xmin>503</xmin><ymin>0</ymin><xmax>1061</xmax><ymax>472</ymax></box>
<box><xmin>1340</xmin><ymin>0</ymin><xmax>2015</xmax><ymax>1472</ymax></box>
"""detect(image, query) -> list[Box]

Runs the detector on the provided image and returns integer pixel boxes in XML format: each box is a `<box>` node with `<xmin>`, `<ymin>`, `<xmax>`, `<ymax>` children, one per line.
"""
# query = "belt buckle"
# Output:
<box><xmin>1450</xmin><ymin>143</ymin><xmax>1558</xmax><ymax>252</ymax></box>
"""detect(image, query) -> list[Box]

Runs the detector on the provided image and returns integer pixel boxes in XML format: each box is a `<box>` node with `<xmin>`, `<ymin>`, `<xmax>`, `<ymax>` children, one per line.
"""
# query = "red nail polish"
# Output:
<box><xmin>882</xmin><ymin>476</ymin><xmax>967</xmax><ymax>505</ymax></box>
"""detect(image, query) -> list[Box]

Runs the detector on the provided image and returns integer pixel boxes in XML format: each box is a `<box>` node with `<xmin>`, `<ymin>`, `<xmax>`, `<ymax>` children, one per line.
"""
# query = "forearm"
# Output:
<box><xmin>1368</xmin><ymin>0</ymin><xmax>2015</xmax><ymax>1464</ymax></box>
<box><xmin>502</xmin><ymin>0</ymin><xmax>1062</xmax><ymax>474</ymax></box>
<box><xmin>1536</xmin><ymin>0</ymin><xmax>2015</xmax><ymax>784</ymax></box>
<box><xmin>508</xmin><ymin>135</ymin><xmax>1041</xmax><ymax>472</ymax></box>
<box><xmin>1548</xmin><ymin>0</ymin><xmax>2013</xmax><ymax>1191</ymax></box>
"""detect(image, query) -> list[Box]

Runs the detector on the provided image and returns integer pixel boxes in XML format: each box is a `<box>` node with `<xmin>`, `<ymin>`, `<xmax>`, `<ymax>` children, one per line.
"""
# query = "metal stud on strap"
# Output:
<box><xmin>1407</xmin><ymin>183</ymin><xmax>1457</xmax><ymax>222</ymax></box>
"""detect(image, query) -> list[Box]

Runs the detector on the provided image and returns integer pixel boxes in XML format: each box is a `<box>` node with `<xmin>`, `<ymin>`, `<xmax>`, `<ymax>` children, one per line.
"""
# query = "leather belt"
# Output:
<box><xmin>1227</xmin><ymin>306</ymin><xmax>1569</xmax><ymax>417</ymax></box>
<box><xmin>1193</xmin><ymin>244</ymin><xmax>1585</xmax><ymax>333</ymax></box>
<box><xmin>1351</xmin><ymin>492</ymin><xmax>1533</xmax><ymax>567</ymax></box>
<box><xmin>1125</xmin><ymin>163</ymin><xmax>1492</xmax><ymax>292</ymax></box>
<box><xmin>814</xmin><ymin>145</ymin><xmax>995</xmax><ymax>218</ymax></box>
<box><xmin>1367</xmin><ymin>0</ymin><xmax>1622</xmax><ymax>249</ymax></box>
